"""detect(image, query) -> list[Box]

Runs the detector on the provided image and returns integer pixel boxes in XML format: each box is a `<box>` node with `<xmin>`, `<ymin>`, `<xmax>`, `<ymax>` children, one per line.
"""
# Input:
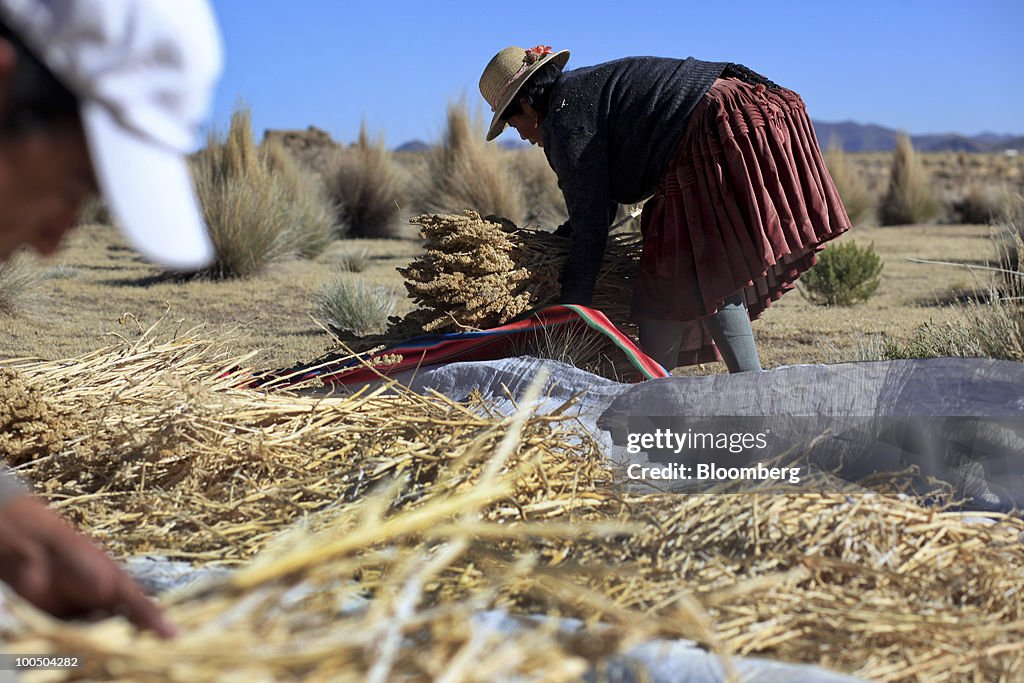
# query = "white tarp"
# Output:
<box><xmin>399</xmin><ymin>356</ymin><xmax>1024</xmax><ymax>511</ymax></box>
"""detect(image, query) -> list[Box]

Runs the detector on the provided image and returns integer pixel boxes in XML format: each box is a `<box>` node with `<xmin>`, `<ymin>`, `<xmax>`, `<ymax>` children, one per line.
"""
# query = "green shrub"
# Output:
<box><xmin>327</xmin><ymin>124</ymin><xmax>410</xmax><ymax>238</ymax></box>
<box><xmin>417</xmin><ymin>99</ymin><xmax>525</xmax><ymax>223</ymax></box>
<box><xmin>192</xmin><ymin>106</ymin><xmax>336</xmax><ymax>277</ymax></box>
<box><xmin>316</xmin><ymin>276</ymin><xmax>396</xmax><ymax>335</ymax></box>
<box><xmin>878</xmin><ymin>134</ymin><xmax>940</xmax><ymax>225</ymax></box>
<box><xmin>0</xmin><ymin>251</ymin><xmax>41</xmax><ymax>315</ymax></box>
<box><xmin>823</xmin><ymin>139</ymin><xmax>876</xmax><ymax>226</ymax></box>
<box><xmin>800</xmin><ymin>241</ymin><xmax>884</xmax><ymax>306</ymax></box>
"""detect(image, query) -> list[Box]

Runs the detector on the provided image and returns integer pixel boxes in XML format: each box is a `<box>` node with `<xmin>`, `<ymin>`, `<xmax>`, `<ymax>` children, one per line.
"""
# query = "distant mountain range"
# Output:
<box><xmin>394</xmin><ymin>139</ymin><xmax>431</xmax><ymax>153</ymax></box>
<box><xmin>812</xmin><ymin>121</ymin><xmax>1024</xmax><ymax>153</ymax></box>
<box><xmin>395</xmin><ymin>122</ymin><xmax>1024</xmax><ymax>154</ymax></box>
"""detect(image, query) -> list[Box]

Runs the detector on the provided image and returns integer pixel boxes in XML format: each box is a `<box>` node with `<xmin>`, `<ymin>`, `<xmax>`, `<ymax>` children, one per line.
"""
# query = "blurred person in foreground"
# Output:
<box><xmin>479</xmin><ymin>46</ymin><xmax>851</xmax><ymax>373</ymax></box>
<box><xmin>0</xmin><ymin>0</ymin><xmax>222</xmax><ymax>636</ymax></box>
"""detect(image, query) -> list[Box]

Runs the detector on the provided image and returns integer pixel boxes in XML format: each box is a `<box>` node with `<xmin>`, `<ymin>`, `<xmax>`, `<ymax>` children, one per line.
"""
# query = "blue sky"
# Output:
<box><xmin>208</xmin><ymin>0</ymin><xmax>1023</xmax><ymax>147</ymax></box>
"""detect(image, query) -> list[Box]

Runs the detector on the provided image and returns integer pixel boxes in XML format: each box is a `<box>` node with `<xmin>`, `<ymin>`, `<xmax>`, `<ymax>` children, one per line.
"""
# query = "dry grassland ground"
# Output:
<box><xmin>0</xmin><ymin>220</ymin><xmax>997</xmax><ymax>373</ymax></box>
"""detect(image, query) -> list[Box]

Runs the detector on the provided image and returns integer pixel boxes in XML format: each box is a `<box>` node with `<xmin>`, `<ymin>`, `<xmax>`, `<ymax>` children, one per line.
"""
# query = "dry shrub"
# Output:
<box><xmin>316</xmin><ymin>275</ymin><xmax>397</xmax><ymax>335</ymax></box>
<box><xmin>879</xmin><ymin>134</ymin><xmax>940</xmax><ymax>225</ymax></box>
<box><xmin>823</xmin><ymin>140</ymin><xmax>875</xmax><ymax>226</ymax></box>
<box><xmin>261</xmin><ymin>138</ymin><xmax>336</xmax><ymax>257</ymax></box>
<box><xmin>0</xmin><ymin>250</ymin><xmax>41</xmax><ymax>315</ymax></box>
<box><xmin>947</xmin><ymin>183</ymin><xmax>1008</xmax><ymax>225</ymax></box>
<box><xmin>996</xmin><ymin>194</ymin><xmax>1024</xmax><ymax>288</ymax></box>
<box><xmin>76</xmin><ymin>196</ymin><xmax>112</xmax><ymax>226</ymax></box>
<box><xmin>418</xmin><ymin>99</ymin><xmax>525</xmax><ymax>223</ymax></box>
<box><xmin>894</xmin><ymin>295</ymin><xmax>1024</xmax><ymax>362</ymax></box>
<box><xmin>192</xmin><ymin>106</ymin><xmax>337</xmax><ymax>277</ymax></box>
<box><xmin>327</xmin><ymin>123</ymin><xmax>410</xmax><ymax>238</ymax></box>
<box><xmin>506</xmin><ymin>147</ymin><xmax>567</xmax><ymax>228</ymax></box>
<box><xmin>888</xmin><ymin>198</ymin><xmax>1024</xmax><ymax>362</ymax></box>
<box><xmin>336</xmin><ymin>245</ymin><xmax>371</xmax><ymax>273</ymax></box>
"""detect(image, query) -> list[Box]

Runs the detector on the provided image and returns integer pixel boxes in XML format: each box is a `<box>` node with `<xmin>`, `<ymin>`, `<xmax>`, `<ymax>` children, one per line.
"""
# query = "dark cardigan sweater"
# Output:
<box><xmin>541</xmin><ymin>56</ymin><xmax>728</xmax><ymax>304</ymax></box>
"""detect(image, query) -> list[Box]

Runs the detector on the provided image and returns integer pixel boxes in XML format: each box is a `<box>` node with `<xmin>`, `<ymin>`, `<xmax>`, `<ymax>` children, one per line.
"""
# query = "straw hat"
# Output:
<box><xmin>479</xmin><ymin>45</ymin><xmax>569</xmax><ymax>141</ymax></box>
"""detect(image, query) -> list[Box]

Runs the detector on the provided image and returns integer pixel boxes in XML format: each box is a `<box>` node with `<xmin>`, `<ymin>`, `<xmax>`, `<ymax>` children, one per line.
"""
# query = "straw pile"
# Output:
<box><xmin>3</xmin><ymin>328</ymin><xmax>1024</xmax><ymax>681</ymax></box>
<box><xmin>397</xmin><ymin>211</ymin><xmax>641</xmax><ymax>334</ymax></box>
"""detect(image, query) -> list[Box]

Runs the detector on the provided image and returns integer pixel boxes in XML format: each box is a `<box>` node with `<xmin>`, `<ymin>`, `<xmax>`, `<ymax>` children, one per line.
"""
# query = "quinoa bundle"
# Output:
<box><xmin>398</xmin><ymin>211</ymin><xmax>641</xmax><ymax>333</ymax></box>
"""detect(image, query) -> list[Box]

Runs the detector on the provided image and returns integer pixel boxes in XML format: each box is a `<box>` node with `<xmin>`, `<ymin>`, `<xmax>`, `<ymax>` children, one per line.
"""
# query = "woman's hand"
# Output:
<box><xmin>0</xmin><ymin>494</ymin><xmax>176</xmax><ymax>637</ymax></box>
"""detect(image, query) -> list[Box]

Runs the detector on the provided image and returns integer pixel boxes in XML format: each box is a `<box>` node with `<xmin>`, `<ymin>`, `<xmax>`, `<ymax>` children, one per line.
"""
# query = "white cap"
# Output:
<box><xmin>0</xmin><ymin>0</ymin><xmax>224</xmax><ymax>270</ymax></box>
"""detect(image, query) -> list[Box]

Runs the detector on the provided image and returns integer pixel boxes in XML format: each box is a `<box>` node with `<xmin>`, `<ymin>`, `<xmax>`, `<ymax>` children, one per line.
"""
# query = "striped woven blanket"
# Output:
<box><xmin>257</xmin><ymin>305</ymin><xmax>667</xmax><ymax>387</ymax></box>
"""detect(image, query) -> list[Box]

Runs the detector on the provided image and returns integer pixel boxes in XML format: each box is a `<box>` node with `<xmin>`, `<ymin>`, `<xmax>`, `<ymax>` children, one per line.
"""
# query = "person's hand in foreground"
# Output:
<box><xmin>0</xmin><ymin>494</ymin><xmax>176</xmax><ymax>637</ymax></box>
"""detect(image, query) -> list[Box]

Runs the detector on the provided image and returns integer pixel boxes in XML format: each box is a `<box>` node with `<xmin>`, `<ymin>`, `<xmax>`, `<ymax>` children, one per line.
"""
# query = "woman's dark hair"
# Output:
<box><xmin>501</xmin><ymin>61</ymin><xmax>563</xmax><ymax>120</ymax></box>
<box><xmin>0</xmin><ymin>20</ymin><xmax>79</xmax><ymax>134</ymax></box>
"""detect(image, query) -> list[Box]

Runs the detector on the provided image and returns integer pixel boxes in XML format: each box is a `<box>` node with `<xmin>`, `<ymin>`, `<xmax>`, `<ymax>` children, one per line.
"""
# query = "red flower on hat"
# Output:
<box><xmin>524</xmin><ymin>45</ymin><xmax>553</xmax><ymax>64</ymax></box>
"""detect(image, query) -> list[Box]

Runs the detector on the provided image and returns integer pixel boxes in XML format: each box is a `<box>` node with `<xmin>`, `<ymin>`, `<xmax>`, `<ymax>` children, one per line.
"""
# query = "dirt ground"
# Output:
<box><xmin>0</xmin><ymin>221</ymin><xmax>998</xmax><ymax>374</ymax></box>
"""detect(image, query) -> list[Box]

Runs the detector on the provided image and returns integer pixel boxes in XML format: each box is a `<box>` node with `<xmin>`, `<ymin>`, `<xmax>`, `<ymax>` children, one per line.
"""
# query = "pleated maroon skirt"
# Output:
<box><xmin>632</xmin><ymin>77</ymin><xmax>851</xmax><ymax>366</ymax></box>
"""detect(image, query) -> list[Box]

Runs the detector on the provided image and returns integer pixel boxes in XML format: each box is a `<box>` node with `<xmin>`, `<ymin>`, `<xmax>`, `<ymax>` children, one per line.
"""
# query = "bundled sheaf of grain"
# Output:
<box><xmin>397</xmin><ymin>211</ymin><xmax>640</xmax><ymax>334</ymax></box>
<box><xmin>2</xmin><ymin>328</ymin><xmax>1024</xmax><ymax>680</ymax></box>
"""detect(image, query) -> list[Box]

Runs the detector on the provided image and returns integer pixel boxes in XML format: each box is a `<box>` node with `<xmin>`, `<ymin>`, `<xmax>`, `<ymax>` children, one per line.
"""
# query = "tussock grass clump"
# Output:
<box><xmin>193</xmin><ymin>107</ymin><xmax>337</xmax><ymax>277</ymax></box>
<box><xmin>418</xmin><ymin>100</ymin><xmax>526</xmax><ymax>223</ymax></box>
<box><xmin>506</xmin><ymin>147</ymin><xmax>567</xmax><ymax>227</ymax></box>
<box><xmin>327</xmin><ymin>124</ymin><xmax>410</xmax><ymax>238</ymax></box>
<box><xmin>335</xmin><ymin>245</ymin><xmax>371</xmax><ymax>273</ymax></box>
<box><xmin>261</xmin><ymin>138</ymin><xmax>336</xmax><ymax>258</ymax></box>
<box><xmin>947</xmin><ymin>184</ymin><xmax>1006</xmax><ymax>225</ymax></box>
<box><xmin>823</xmin><ymin>140</ymin><xmax>875</xmax><ymax>226</ymax></box>
<box><xmin>799</xmin><ymin>240</ymin><xmax>884</xmax><ymax>306</ymax></box>
<box><xmin>887</xmin><ymin>199</ymin><xmax>1024</xmax><ymax>362</ymax></box>
<box><xmin>398</xmin><ymin>211</ymin><xmax>640</xmax><ymax>333</ymax></box>
<box><xmin>192</xmin><ymin>166</ymin><xmax>297</xmax><ymax>278</ymax></box>
<box><xmin>996</xmin><ymin>194</ymin><xmax>1024</xmax><ymax>290</ymax></box>
<box><xmin>75</xmin><ymin>196</ymin><xmax>112</xmax><ymax>226</ymax></box>
<box><xmin>879</xmin><ymin>134</ymin><xmax>940</xmax><ymax>225</ymax></box>
<box><xmin>0</xmin><ymin>251</ymin><xmax>41</xmax><ymax>315</ymax></box>
<box><xmin>317</xmin><ymin>275</ymin><xmax>396</xmax><ymax>335</ymax></box>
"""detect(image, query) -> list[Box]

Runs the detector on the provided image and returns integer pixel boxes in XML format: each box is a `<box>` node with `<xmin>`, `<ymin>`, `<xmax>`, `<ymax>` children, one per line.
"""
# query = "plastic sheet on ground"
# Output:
<box><xmin>393</xmin><ymin>356</ymin><xmax>1024</xmax><ymax>510</ymax></box>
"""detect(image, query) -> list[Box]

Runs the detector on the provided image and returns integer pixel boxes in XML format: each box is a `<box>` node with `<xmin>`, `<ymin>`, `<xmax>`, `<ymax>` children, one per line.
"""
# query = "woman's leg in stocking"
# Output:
<box><xmin>704</xmin><ymin>292</ymin><xmax>762</xmax><ymax>373</ymax></box>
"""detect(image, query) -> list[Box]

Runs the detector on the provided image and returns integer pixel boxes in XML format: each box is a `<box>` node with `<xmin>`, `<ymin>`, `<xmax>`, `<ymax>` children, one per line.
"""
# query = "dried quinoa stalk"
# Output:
<box><xmin>5</xmin><ymin>332</ymin><xmax>1024</xmax><ymax>682</ymax></box>
<box><xmin>396</xmin><ymin>211</ymin><xmax>641</xmax><ymax>334</ymax></box>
